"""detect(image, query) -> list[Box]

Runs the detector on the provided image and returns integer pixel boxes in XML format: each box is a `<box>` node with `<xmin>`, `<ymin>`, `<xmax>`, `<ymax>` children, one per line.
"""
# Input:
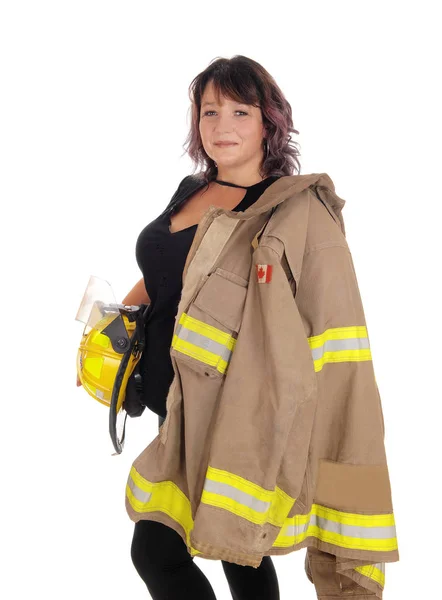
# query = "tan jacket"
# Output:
<box><xmin>125</xmin><ymin>173</ymin><xmax>399</xmax><ymax>599</ymax></box>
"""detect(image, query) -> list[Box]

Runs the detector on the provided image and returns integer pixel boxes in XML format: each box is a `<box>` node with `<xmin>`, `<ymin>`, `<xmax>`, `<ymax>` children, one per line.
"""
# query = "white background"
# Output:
<box><xmin>1</xmin><ymin>1</ymin><xmax>439</xmax><ymax>598</ymax></box>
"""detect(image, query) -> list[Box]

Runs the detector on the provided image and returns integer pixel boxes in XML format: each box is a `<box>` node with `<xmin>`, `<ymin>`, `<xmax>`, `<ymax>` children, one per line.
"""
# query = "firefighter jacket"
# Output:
<box><xmin>125</xmin><ymin>172</ymin><xmax>400</xmax><ymax>599</ymax></box>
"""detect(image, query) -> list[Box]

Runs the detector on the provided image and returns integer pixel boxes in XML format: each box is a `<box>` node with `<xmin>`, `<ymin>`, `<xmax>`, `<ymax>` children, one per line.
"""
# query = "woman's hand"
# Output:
<box><xmin>76</xmin><ymin>373</ymin><xmax>82</xmax><ymax>387</ymax></box>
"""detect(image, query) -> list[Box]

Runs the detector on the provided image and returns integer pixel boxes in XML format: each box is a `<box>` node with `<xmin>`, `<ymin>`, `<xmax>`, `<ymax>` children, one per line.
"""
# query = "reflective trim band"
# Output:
<box><xmin>125</xmin><ymin>466</ymin><xmax>202</xmax><ymax>556</ymax></box>
<box><xmin>126</xmin><ymin>464</ymin><xmax>398</xmax><ymax>578</ymax></box>
<box><xmin>307</xmin><ymin>326</ymin><xmax>372</xmax><ymax>372</ymax></box>
<box><xmin>355</xmin><ymin>562</ymin><xmax>386</xmax><ymax>587</ymax></box>
<box><xmin>171</xmin><ymin>312</ymin><xmax>237</xmax><ymax>374</ymax></box>
<box><xmin>127</xmin><ymin>474</ymin><xmax>151</xmax><ymax>504</ymax></box>
<box><xmin>84</xmin><ymin>356</ymin><xmax>104</xmax><ymax>378</ymax></box>
<box><xmin>275</xmin><ymin>503</ymin><xmax>398</xmax><ymax>553</ymax></box>
<box><xmin>91</xmin><ymin>331</ymin><xmax>110</xmax><ymax>348</ymax></box>
<box><xmin>201</xmin><ymin>465</ymin><xmax>296</xmax><ymax>527</ymax></box>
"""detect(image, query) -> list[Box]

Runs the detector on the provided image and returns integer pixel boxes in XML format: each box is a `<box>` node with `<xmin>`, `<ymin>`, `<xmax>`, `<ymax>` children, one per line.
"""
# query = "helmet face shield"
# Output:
<box><xmin>75</xmin><ymin>275</ymin><xmax>129</xmax><ymax>340</ymax></box>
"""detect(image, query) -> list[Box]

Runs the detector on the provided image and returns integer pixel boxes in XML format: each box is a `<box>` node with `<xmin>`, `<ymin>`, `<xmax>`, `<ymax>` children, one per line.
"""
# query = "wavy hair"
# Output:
<box><xmin>181</xmin><ymin>55</ymin><xmax>301</xmax><ymax>184</ymax></box>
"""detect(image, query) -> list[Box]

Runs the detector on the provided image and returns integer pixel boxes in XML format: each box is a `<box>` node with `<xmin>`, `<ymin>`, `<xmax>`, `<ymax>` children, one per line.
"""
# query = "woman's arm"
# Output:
<box><xmin>121</xmin><ymin>277</ymin><xmax>151</xmax><ymax>306</ymax></box>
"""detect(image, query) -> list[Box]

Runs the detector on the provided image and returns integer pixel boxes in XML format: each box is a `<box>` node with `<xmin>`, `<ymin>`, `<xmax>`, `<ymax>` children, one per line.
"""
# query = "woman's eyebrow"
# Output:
<box><xmin>202</xmin><ymin>100</ymin><xmax>248</xmax><ymax>108</ymax></box>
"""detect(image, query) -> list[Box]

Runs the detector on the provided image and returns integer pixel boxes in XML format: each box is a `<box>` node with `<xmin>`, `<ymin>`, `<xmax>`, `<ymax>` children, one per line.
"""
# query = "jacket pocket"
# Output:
<box><xmin>170</xmin><ymin>267</ymin><xmax>248</xmax><ymax>378</ymax></box>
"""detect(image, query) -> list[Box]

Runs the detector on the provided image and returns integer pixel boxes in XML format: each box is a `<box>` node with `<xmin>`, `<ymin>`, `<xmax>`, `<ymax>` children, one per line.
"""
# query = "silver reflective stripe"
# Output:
<box><xmin>286</xmin><ymin>513</ymin><xmax>397</xmax><ymax>539</ymax></box>
<box><xmin>377</xmin><ymin>562</ymin><xmax>385</xmax><ymax>574</ymax></box>
<box><xmin>354</xmin><ymin>561</ymin><xmax>385</xmax><ymax>585</ymax></box>
<box><xmin>175</xmin><ymin>323</ymin><xmax>233</xmax><ymax>363</ymax></box>
<box><xmin>127</xmin><ymin>476</ymin><xmax>151</xmax><ymax>504</ymax></box>
<box><xmin>311</xmin><ymin>336</ymin><xmax>370</xmax><ymax>361</ymax></box>
<box><xmin>204</xmin><ymin>478</ymin><xmax>271</xmax><ymax>513</ymax></box>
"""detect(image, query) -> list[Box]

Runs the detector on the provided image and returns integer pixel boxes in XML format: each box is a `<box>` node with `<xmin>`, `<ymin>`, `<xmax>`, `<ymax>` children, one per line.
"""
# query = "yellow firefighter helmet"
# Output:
<box><xmin>75</xmin><ymin>276</ymin><xmax>150</xmax><ymax>454</ymax></box>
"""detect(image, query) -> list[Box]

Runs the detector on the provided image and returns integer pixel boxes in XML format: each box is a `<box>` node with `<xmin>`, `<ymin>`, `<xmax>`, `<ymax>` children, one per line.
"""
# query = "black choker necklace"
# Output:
<box><xmin>214</xmin><ymin>178</ymin><xmax>265</xmax><ymax>189</ymax></box>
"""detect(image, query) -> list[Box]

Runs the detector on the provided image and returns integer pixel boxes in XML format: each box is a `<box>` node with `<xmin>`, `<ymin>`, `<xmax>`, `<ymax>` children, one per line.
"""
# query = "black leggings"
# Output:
<box><xmin>131</xmin><ymin>520</ymin><xmax>280</xmax><ymax>600</ymax></box>
<box><xmin>129</xmin><ymin>415</ymin><xmax>280</xmax><ymax>599</ymax></box>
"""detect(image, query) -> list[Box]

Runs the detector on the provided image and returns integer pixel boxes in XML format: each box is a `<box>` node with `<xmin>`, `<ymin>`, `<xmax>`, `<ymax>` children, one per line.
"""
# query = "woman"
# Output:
<box><xmin>122</xmin><ymin>56</ymin><xmax>300</xmax><ymax>599</ymax></box>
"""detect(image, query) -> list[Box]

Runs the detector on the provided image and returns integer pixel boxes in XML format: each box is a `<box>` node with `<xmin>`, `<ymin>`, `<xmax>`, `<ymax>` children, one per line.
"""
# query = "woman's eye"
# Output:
<box><xmin>203</xmin><ymin>111</ymin><xmax>248</xmax><ymax>116</ymax></box>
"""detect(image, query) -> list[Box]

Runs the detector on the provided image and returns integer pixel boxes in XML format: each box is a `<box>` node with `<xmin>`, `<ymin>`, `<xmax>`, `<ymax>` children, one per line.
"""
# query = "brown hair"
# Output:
<box><xmin>181</xmin><ymin>55</ymin><xmax>302</xmax><ymax>183</ymax></box>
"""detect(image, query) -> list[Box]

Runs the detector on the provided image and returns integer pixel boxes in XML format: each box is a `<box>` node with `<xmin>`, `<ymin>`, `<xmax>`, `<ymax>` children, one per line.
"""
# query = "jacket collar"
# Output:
<box><xmin>165</xmin><ymin>173</ymin><xmax>346</xmax><ymax>235</ymax></box>
<box><xmin>180</xmin><ymin>173</ymin><xmax>346</xmax><ymax>288</ymax></box>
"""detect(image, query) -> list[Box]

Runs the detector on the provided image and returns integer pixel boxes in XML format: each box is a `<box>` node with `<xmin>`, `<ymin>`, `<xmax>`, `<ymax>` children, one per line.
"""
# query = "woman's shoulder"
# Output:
<box><xmin>159</xmin><ymin>173</ymin><xmax>208</xmax><ymax>216</ymax></box>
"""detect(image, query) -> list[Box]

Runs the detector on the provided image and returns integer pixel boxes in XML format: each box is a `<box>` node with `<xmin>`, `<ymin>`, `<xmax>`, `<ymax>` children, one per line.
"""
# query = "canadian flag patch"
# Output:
<box><xmin>256</xmin><ymin>264</ymin><xmax>273</xmax><ymax>283</ymax></box>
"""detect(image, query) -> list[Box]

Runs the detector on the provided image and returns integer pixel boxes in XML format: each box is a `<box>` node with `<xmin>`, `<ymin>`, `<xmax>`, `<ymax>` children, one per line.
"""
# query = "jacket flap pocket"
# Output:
<box><xmin>193</xmin><ymin>267</ymin><xmax>248</xmax><ymax>332</ymax></box>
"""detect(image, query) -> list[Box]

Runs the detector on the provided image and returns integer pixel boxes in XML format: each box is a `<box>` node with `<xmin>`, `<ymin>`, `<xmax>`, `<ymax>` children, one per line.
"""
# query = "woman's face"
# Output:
<box><xmin>199</xmin><ymin>80</ymin><xmax>266</xmax><ymax>171</ymax></box>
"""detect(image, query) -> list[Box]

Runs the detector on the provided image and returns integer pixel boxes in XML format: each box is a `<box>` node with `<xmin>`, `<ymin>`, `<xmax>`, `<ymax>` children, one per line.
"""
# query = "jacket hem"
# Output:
<box><xmin>126</xmin><ymin>503</ymin><xmax>387</xmax><ymax>599</ymax></box>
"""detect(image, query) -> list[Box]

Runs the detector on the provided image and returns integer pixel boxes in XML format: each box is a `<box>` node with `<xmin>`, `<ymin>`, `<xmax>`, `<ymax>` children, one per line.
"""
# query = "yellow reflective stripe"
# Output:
<box><xmin>178</xmin><ymin>312</ymin><xmax>235</xmax><ymax>346</ymax></box>
<box><xmin>274</xmin><ymin>503</ymin><xmax>398</xmax><ymax>553</ymax></box>
<box><xmin>126</xmin><ymin>466</ymin><xmax>202</xmax><ymax>557</ymax></box>
<box><xmin>201</xmin><ymin>465</ymin><xmax>295</xmax><ymax>527</ymax></box>
<box><xmin>84</xmin><ymin>356</ymin><xmax>104</xmax><ymax>378</ymax></box>
<box><xmin>202</xmin><ymin>467</ymin><xmax>397</xmax><ymax>552</ymax></box>
<box><xmin>171</xmin><ymin>336</ymin><xmax>230</xmax><ymax>373</ymax></box>
<box><xmin>355</xmin><ymin>562</ymin><xmax>385</xmax><ymax>587</ymax></box>
<box><xmin>126</xmin><ymin>465</ymin><xmax>397</xmax><ymax>570</ymax></box>
<box><xmin>307</xmin><ymin>326</ymin><xmax>372</xmax><ymax>372</ymax></box>
<box><xmin>90</xmin><ymin>331</ymin><xmax>110</xmax><ymax>348</ymax></box>
<box><xmin>171</xmin><ymin>312</ymin><xmax>237</xmax><ymax>374</ymax></box>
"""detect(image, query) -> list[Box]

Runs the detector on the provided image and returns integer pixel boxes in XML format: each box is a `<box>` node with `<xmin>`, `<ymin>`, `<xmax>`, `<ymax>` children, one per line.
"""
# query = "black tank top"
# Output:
<box><xmin>135</xmin><ymin>174</ymin><xmax>281</xmax><ymax>417</ymax></box>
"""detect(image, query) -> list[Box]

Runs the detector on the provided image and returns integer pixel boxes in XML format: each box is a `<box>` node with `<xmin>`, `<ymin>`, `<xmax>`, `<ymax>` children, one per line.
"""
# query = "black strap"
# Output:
<box><xmin>214</xmin><ymin>179</ymin><xmax>249</xmax><ymax>189</ymax></box>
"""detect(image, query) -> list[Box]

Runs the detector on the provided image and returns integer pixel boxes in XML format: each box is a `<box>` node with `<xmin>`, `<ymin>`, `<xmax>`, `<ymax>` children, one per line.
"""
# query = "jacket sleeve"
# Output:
<box><xmin>293</xmin><ymin>241</ymin><xmax>399</xmax><ymax>599</ymax></box>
